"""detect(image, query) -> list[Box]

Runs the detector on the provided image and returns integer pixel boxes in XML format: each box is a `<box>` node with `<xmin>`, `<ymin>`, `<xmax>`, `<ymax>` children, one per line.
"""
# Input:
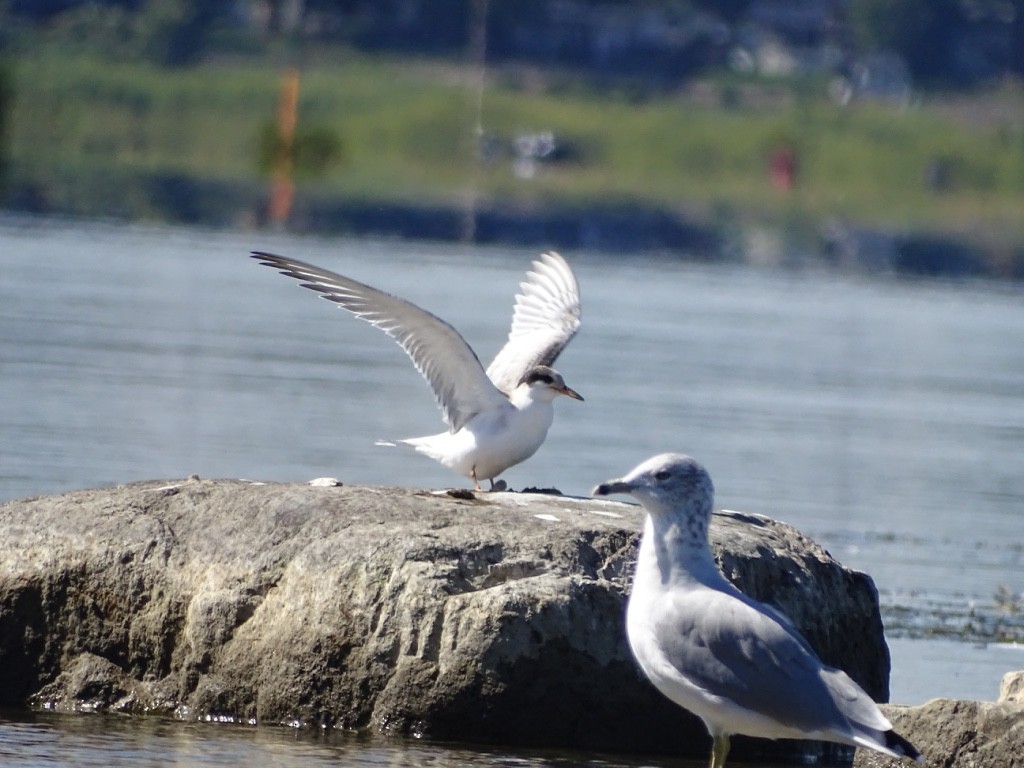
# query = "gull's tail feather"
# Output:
<box><xmin>883</xmin><ymin>729</ymin><xmax>924</xmax><ymax>764</ymax></box>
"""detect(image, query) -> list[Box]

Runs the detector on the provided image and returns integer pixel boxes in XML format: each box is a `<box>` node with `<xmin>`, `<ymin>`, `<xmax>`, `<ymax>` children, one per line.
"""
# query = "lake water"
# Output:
<box><xmin>1</xmin><ymin>213</ymin><xmax>1023</xmax><ymax>764</ymax></box>
<box><xmin>0</xmin><ymin>709</ymin><xmax>719</xmax><ymax>768</ymax></box>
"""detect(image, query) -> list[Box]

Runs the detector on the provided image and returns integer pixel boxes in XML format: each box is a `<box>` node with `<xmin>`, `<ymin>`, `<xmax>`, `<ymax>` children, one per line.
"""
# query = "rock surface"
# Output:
<box><xmin>854</xmin><ymin>676</ymin><xmax>1024</xmax><ymax>768</ymax></box>
<box><xmin>999</xmin><ymin>669</ymin><xmax>1024</xmax><ymax>705</ymax></box>
<box><xmin>0</xmin><ymin>478</ymin><xmax>889</xmax><ymax>759</ymax></box>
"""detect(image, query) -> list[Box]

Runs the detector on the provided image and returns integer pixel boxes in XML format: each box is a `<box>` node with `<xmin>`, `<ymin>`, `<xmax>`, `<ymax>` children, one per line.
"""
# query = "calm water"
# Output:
<box><xmin>0</xmin><ymin>710</ymin><xmax>715</xmax><ymax>768</ymax></box>
<box><xmin>2</xmin><ymin>213</ymin><xmax>1023</xmax><ymax>763</ymax></box>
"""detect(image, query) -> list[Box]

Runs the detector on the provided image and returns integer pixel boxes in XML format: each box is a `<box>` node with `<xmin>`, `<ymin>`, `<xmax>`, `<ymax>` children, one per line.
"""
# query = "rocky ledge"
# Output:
<box><xmin>1</xmin><ymin>477</ymin><xmax>1017</xmax><ymax>766</ymax></box>
<box><xmin>855</xmin><ymin>672</ymin><xmax>1024</xmax><ymax>768</ymax></box>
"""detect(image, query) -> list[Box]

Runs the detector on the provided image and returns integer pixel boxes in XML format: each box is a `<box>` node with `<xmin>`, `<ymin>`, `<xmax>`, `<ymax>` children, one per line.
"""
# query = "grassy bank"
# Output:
<box><xmin>6</xmin><ymin>48</ymin><xmax>1024</xmax><ymax>242</ymax></box>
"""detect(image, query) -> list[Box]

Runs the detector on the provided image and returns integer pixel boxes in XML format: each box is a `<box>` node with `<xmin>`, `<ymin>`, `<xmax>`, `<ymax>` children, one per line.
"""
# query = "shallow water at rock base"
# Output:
<box><xmin>0</xmin><ymin>709</ymin><xmax>856</xmax><ymax>768</ymax></box>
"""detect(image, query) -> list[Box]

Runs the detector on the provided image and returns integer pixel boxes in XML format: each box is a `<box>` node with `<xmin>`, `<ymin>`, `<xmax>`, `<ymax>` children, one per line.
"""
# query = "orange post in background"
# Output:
<box><xmin>269</xmin><ymin>66</ymin><xmax>300</xmax><ymax>226</ymax></box>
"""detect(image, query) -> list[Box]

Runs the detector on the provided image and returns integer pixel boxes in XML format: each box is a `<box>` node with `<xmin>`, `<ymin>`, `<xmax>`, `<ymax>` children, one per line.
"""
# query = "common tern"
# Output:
<box><xmin>252</xmin><ymin>251</ymin><xmax>583</xmax><ymax>491</ymax></box>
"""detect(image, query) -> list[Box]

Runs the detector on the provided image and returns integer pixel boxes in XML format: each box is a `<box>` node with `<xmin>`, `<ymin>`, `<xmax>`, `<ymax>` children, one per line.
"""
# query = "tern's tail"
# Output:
<box><xmin>375</xmin><ymin>439</ymin><xmax>398</xmax><ymax>447</ymax></box>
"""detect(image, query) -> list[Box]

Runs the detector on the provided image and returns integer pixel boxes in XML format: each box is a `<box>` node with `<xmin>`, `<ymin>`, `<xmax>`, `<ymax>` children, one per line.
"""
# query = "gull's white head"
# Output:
<box><xmin>517</xmin><ymin>365</ymin><xmax>584</xmax><ymax>403</ymax></box>
<box><xmin>592</xmin><ymin>453</ymin><xmax>714</xmax><ymax>531</ymax></box>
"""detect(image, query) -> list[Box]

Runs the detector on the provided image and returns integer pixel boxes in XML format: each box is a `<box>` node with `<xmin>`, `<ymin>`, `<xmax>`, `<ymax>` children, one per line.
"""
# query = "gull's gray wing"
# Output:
<box><xmin>486</xmin><ymin>252</ymin><xmax>581</xmax><ymax>395</ymax></box>
<box><xmin>651</xmin><ymin>588</ymin><xmax>890</xmax><ymax>739</ymax></box>
<box><xmin>252</xmin><ymin>251</ymin><xmax>509</xmax><ymax>432</ymax></box>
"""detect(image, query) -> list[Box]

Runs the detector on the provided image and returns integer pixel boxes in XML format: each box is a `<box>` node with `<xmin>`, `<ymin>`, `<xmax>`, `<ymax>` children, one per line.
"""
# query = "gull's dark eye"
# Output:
<box><xmin>655</xmin><ymin>469</ymin><xmax>671</xmax><ymax>481</ymax></box>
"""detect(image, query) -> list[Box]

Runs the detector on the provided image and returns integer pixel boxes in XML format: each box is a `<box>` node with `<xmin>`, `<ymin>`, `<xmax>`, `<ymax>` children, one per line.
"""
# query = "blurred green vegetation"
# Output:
<box><xmin>0</xmin><ymin>59</ymin><xmax>10</xmax><ymax>189</ymax></box>
<box><xmin>6</xmin><ymin>48</ymin><xmax>1024</xmax><ymax>240</ymax></box>
<box><xmin>256</xmin><ymin>122</ymin><xmax>343</xmax><ymax>179</ymax></box>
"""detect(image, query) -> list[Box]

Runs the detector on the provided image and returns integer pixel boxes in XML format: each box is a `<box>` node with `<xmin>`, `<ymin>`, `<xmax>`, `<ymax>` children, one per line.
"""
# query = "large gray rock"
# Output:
<box><xmin>0</xmin><ymin>478</ymin><xmax>888</xmax><ymax>759</ymax></box>
<box><xmin>999</xmin><ymin>669</ymin><xmax>1024</xmax><ymax>705</ymax></box>
<box><xmin>854</xmin><ymin>676</ymin><xmax>1024</xmax><ymax>768</ymax></box>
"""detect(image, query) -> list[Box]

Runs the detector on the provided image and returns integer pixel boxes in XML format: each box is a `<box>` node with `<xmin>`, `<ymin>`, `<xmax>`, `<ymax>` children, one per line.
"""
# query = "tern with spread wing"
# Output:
<box><xmin>252</xmin><ymin>251</ymin><xmax>583</xmax><ymax>490</ymax></box>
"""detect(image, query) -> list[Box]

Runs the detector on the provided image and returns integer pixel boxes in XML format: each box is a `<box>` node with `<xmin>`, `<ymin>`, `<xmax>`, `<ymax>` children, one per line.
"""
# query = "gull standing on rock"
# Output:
<box><xmin>252</xmin><ymin>251</ymin><xmax>583</xmax><ymax>491</ymax></box>
<box><xmin>593</xmin><ymin>453</ymin><xmax>924</xmax><ymax>768</ymax></box>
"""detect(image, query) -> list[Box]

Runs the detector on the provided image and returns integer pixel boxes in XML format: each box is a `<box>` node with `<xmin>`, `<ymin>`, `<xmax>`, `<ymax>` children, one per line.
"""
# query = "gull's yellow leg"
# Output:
<box><xmin>710</xmin><ymin>733</ymin><xmax>731</xmax><ymax>768</ymax></box>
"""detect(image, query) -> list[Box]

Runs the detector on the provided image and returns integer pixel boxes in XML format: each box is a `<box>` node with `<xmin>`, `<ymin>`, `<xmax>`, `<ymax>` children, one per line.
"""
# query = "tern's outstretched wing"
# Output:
<box><xmin>486</xmin><ymin>252</ymin><xmax>581</xmax><ymax>395</ymax></box>
<box><xmin>252</xmin><ymin>251</ymin><xmax>508</xmax><ymax>432</ymax></box>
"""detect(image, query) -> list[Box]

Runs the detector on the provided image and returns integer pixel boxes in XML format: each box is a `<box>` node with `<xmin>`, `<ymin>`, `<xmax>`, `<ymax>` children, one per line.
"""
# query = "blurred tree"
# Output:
<box><xmin>848</xmin><ymin>0</ymin><xmax>964</xmax><ymax>83</ymax></box>
<box><xmin>0</xmin><ymin>59</ymin><xmax>10</xmax><ymax>193</ymax></box>
<box><xmin>689</xmin><ymin>0</ymin><xmax>751</xmax><ymax>24</ymax></box>
<box><xmin>7</xmin><ymin>0</ymin><xmax>139</xmax><ymax>22</ymax></box>
<box><xmin>42</xmin><ymin>3</ymin><xmax>134</xmax><ymax>55</ymax></box>
<box><xmin>262</xmin><ymin>0</ymin><xmax>306</xmax><ymax>36</ymax></box>
<box><xmin>1005</xmin><ymin>0</ymin><xmax>1024</xmax><ymax>78</ymax></box>
<box><xmin>133</xmin><ymin>0</ymin><xmax>232</xmax><ymax>66</ymax></box>
<box><xmin>257</xmin><ymin>121</ymin><xmax>342</xmax><ymax>179</ymax></box>
<box><xmin>7</xmin><ymin>0</ymin><xmax>231</xmax><ymax>66</ymax></box>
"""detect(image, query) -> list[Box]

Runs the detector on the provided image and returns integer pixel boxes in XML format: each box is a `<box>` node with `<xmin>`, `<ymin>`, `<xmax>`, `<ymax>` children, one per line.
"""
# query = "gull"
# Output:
<box><xmin>251</xmin><ymin>251</ymin><xmax>583</xmax><ymax>491</ymax></box>
<box><xmin>593</xmin><ymin>454</ymin><xmax>923</xmax><ymax>768</ymax></box>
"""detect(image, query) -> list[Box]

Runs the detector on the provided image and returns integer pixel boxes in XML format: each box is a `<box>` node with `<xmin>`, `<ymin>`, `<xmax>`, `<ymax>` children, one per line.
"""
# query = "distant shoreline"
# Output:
<box><xmin>4</xmin><ymin>173</ymin><xmax>1020</xmax><ymax>281</ymax></box>
<box><xmin>5</xmin><ymin>49</ymin><xmax>1024</xmax><ymax>279</ymax></box>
